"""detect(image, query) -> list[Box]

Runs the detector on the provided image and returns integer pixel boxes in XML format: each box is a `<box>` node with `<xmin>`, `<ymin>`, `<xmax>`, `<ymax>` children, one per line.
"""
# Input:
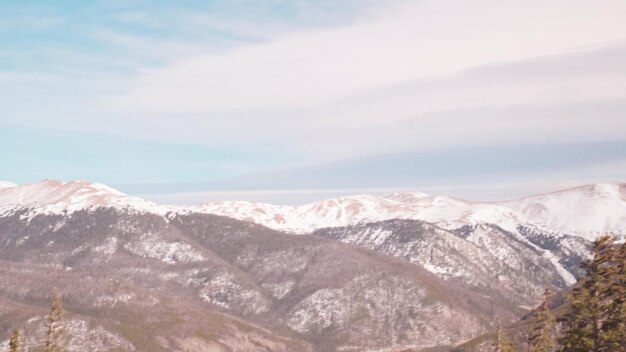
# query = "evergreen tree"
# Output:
<box><xmin>44</xmin><ymin>289</ymin><xmax>65</xmax><ymax>352</ymax></box>
<box><xmin>603</xmin><ymin>239</ymin><xmax>626</xmax><ymax>350</ymax></box>
<box><xmin>9</xmin><ymin>328</ymin><xmax>21</xmax><ymax>352</ymax></box>
<box><xmin>560</xmin><ymin>235</ymin><xmax>617</xmax><ymax>352</ymax></box>
<box><xmin>495</xmin><ymin>320</ymin><xmax>516</xmax><ymax>352</ymax></box>
<box><xmin>529</xmin><ymin>289</ymin><xmax>556</xmax><ymax>352</ymax></box>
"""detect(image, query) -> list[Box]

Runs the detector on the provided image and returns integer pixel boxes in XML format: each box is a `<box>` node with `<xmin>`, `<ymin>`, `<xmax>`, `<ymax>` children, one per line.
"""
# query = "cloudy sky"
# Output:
<box><xmin>1</xmin><ymin>0</ymin><xmax>626</xmax><ymax>204</ymax></box>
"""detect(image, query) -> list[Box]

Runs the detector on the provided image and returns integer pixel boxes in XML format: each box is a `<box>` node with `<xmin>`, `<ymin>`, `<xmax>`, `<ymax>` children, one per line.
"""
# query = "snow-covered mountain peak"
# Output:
<box><xmin>385</xmin><ymin>191</ymin><xmax>430</xmax><ymax>203</ymax></box>
<box><xmin>194</xmin><ymin>191</ymin><xmax>522</xmax><ymax>234</ymax></box>
<box><xmin>193</xmin><ymin>183</ymin><xmax>626</xmax><ymax>238</ymax></box>
<box><xmin>0</xmin><ymin>179</ymin><xmax>165</xmax><ymax>216</ymax></box>
<box><xmin>502</xmin><ymin>182</ymin><xmax>626</xmax><ymax>240</ymax></box>
<box><xmin>0</xmin><ymin>181</ymin><xmax>17</xmax><ymax>190</ymax></box>
<box><xmin>193</xmin><ymin>195</ymin><xmax>398</xmax><ymax>233</ymax></box>
<box><xmin>1</xmin><ymin>179</ymin><xmax>623</xmax><ymax>239</ymax></box>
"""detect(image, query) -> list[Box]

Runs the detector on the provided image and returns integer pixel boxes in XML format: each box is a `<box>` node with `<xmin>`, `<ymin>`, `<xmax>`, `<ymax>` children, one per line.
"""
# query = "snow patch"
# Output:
<box><xmin>199</xmin><ymin>272</ymin><xmax>269</xmax><ymax>314</ymax></box>
<box><xmin>124</xmin><ymin>233</ymin><xmax>205</xmax><ymax>264</ymax></box>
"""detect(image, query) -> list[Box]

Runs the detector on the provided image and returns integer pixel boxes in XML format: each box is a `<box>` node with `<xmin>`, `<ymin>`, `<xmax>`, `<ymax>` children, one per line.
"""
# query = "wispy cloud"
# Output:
<box><xmin>101</xmin><ymin>41</ymin><xmax>626</xmax><ymax>161</ymax></box>
<box><xmin>97</xmin><ymin>1</ymin><xmax>626</xmax><ymax>159</ymax></box>
<box><xmin>110</xmin><ymin>1</ymin><xmax>626</xmax><ymax>111</ymax></box>
<box><xmin>1</xmin><ymin>0</ymin><xmax>625</xmax><ymax>198</ymax></box>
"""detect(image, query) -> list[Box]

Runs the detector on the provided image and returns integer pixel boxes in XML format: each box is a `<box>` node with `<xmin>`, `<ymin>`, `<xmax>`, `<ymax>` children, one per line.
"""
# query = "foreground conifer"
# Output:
<box><xmin>603</xmin><ymin>239</ymin><xmax>626</xmax><ymax>350</ymax></box>
<box><xmin>529</xmin><ymin>289</ymin><xmax>556</xmax><ymax>352</ymax></box>
<box><xmin>495</xmin><ymin>320</ymin><xmax>516</xmax><ymax>352</ymax></box>
<box><xmin>9</xmin><ymin>328</ymin><xmax>21</xmax><ymax>352</ymax></box>
<box><xmin>44</xmin><ymin>289</ymin><xmax>65</xmax><ymax>352</ymax></box>
<box><xmin>559</xmin><ymin>235</ymin><xmax>618</xmax><ymax>352</ymax></box>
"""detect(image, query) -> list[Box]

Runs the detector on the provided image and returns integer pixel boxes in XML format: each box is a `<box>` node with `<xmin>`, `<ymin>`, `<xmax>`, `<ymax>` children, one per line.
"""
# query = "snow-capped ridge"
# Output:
<box><xmin>0</xmin><ymin>179</ymin><xmax>168</xmax><ymax>217</ymax></box>
<box><xmin>1</xmin><ymin>179</ymin><xmax>624</xmax><ymax>239</ymax></box>
<box><xmin>193</xmin><ymin>190</ymin><xmax>532</xmax><ymax>234</ymax></box>
<box><xmin>502</xmin><ymin>183</ymin><xmax>626</xmax><ymax>240</ymax></box>
<box><xmin>0</xmin><ymin>181</ymin><xmax>17</xmax><ymax>190</ymax></box>
<box><xmin>194</xmin><ymin>183</ymin><xmax>626</xmax><ymax>239</ymax></box>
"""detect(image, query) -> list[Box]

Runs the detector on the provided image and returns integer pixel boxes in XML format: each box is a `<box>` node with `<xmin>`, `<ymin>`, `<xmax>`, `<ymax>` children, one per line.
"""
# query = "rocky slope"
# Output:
<box><xmin>0</xmin><ymin>207</ymin><xmax>512</xmax><ymax>351</ymax></box>
<box><xmin>315</xmin><ymin>219</ymin><xmax>589</xmax><ymax>308</ymax></box>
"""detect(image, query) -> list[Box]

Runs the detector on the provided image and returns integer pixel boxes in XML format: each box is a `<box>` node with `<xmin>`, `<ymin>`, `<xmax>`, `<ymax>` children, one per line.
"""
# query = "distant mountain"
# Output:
<box><xmin>0</xmin><ymin>179</ymin><xmax>622</xmax><ymax>351</ymax></box>
<box><xmin>2</xmin><ymin>180</ymin><xmax>623</xmax><ymax>240</ymax></box>
<box><xmin>194</xmin><ymin>183</ymin><xmax>626</xmax><ymax>239</ymax></box>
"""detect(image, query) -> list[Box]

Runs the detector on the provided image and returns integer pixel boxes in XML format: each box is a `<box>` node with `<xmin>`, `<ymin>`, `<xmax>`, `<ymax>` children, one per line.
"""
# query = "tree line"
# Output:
<box><xmin>496</xmin><ymin>234</ymin><xmax>626</xmax><ymax>352</ymax></box>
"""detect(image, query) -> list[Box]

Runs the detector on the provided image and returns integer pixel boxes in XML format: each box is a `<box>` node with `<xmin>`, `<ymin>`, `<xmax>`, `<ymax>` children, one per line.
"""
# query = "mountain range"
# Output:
<box><xmin>0</xmin><ymin>180</ymin><xmax>624</xmax><ymax>351</ymax></box>
<box><xmin>194</xmin><ymin>183</ymin><xmax>626</xmax><ymax>240</ymax></box>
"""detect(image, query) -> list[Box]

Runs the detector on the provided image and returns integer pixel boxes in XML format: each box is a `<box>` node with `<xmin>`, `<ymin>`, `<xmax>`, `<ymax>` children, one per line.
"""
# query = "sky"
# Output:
<box><xmin>1</xmin><ymin>0</ymin><xmax>626</xmax><ymax>204</ymax></box>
